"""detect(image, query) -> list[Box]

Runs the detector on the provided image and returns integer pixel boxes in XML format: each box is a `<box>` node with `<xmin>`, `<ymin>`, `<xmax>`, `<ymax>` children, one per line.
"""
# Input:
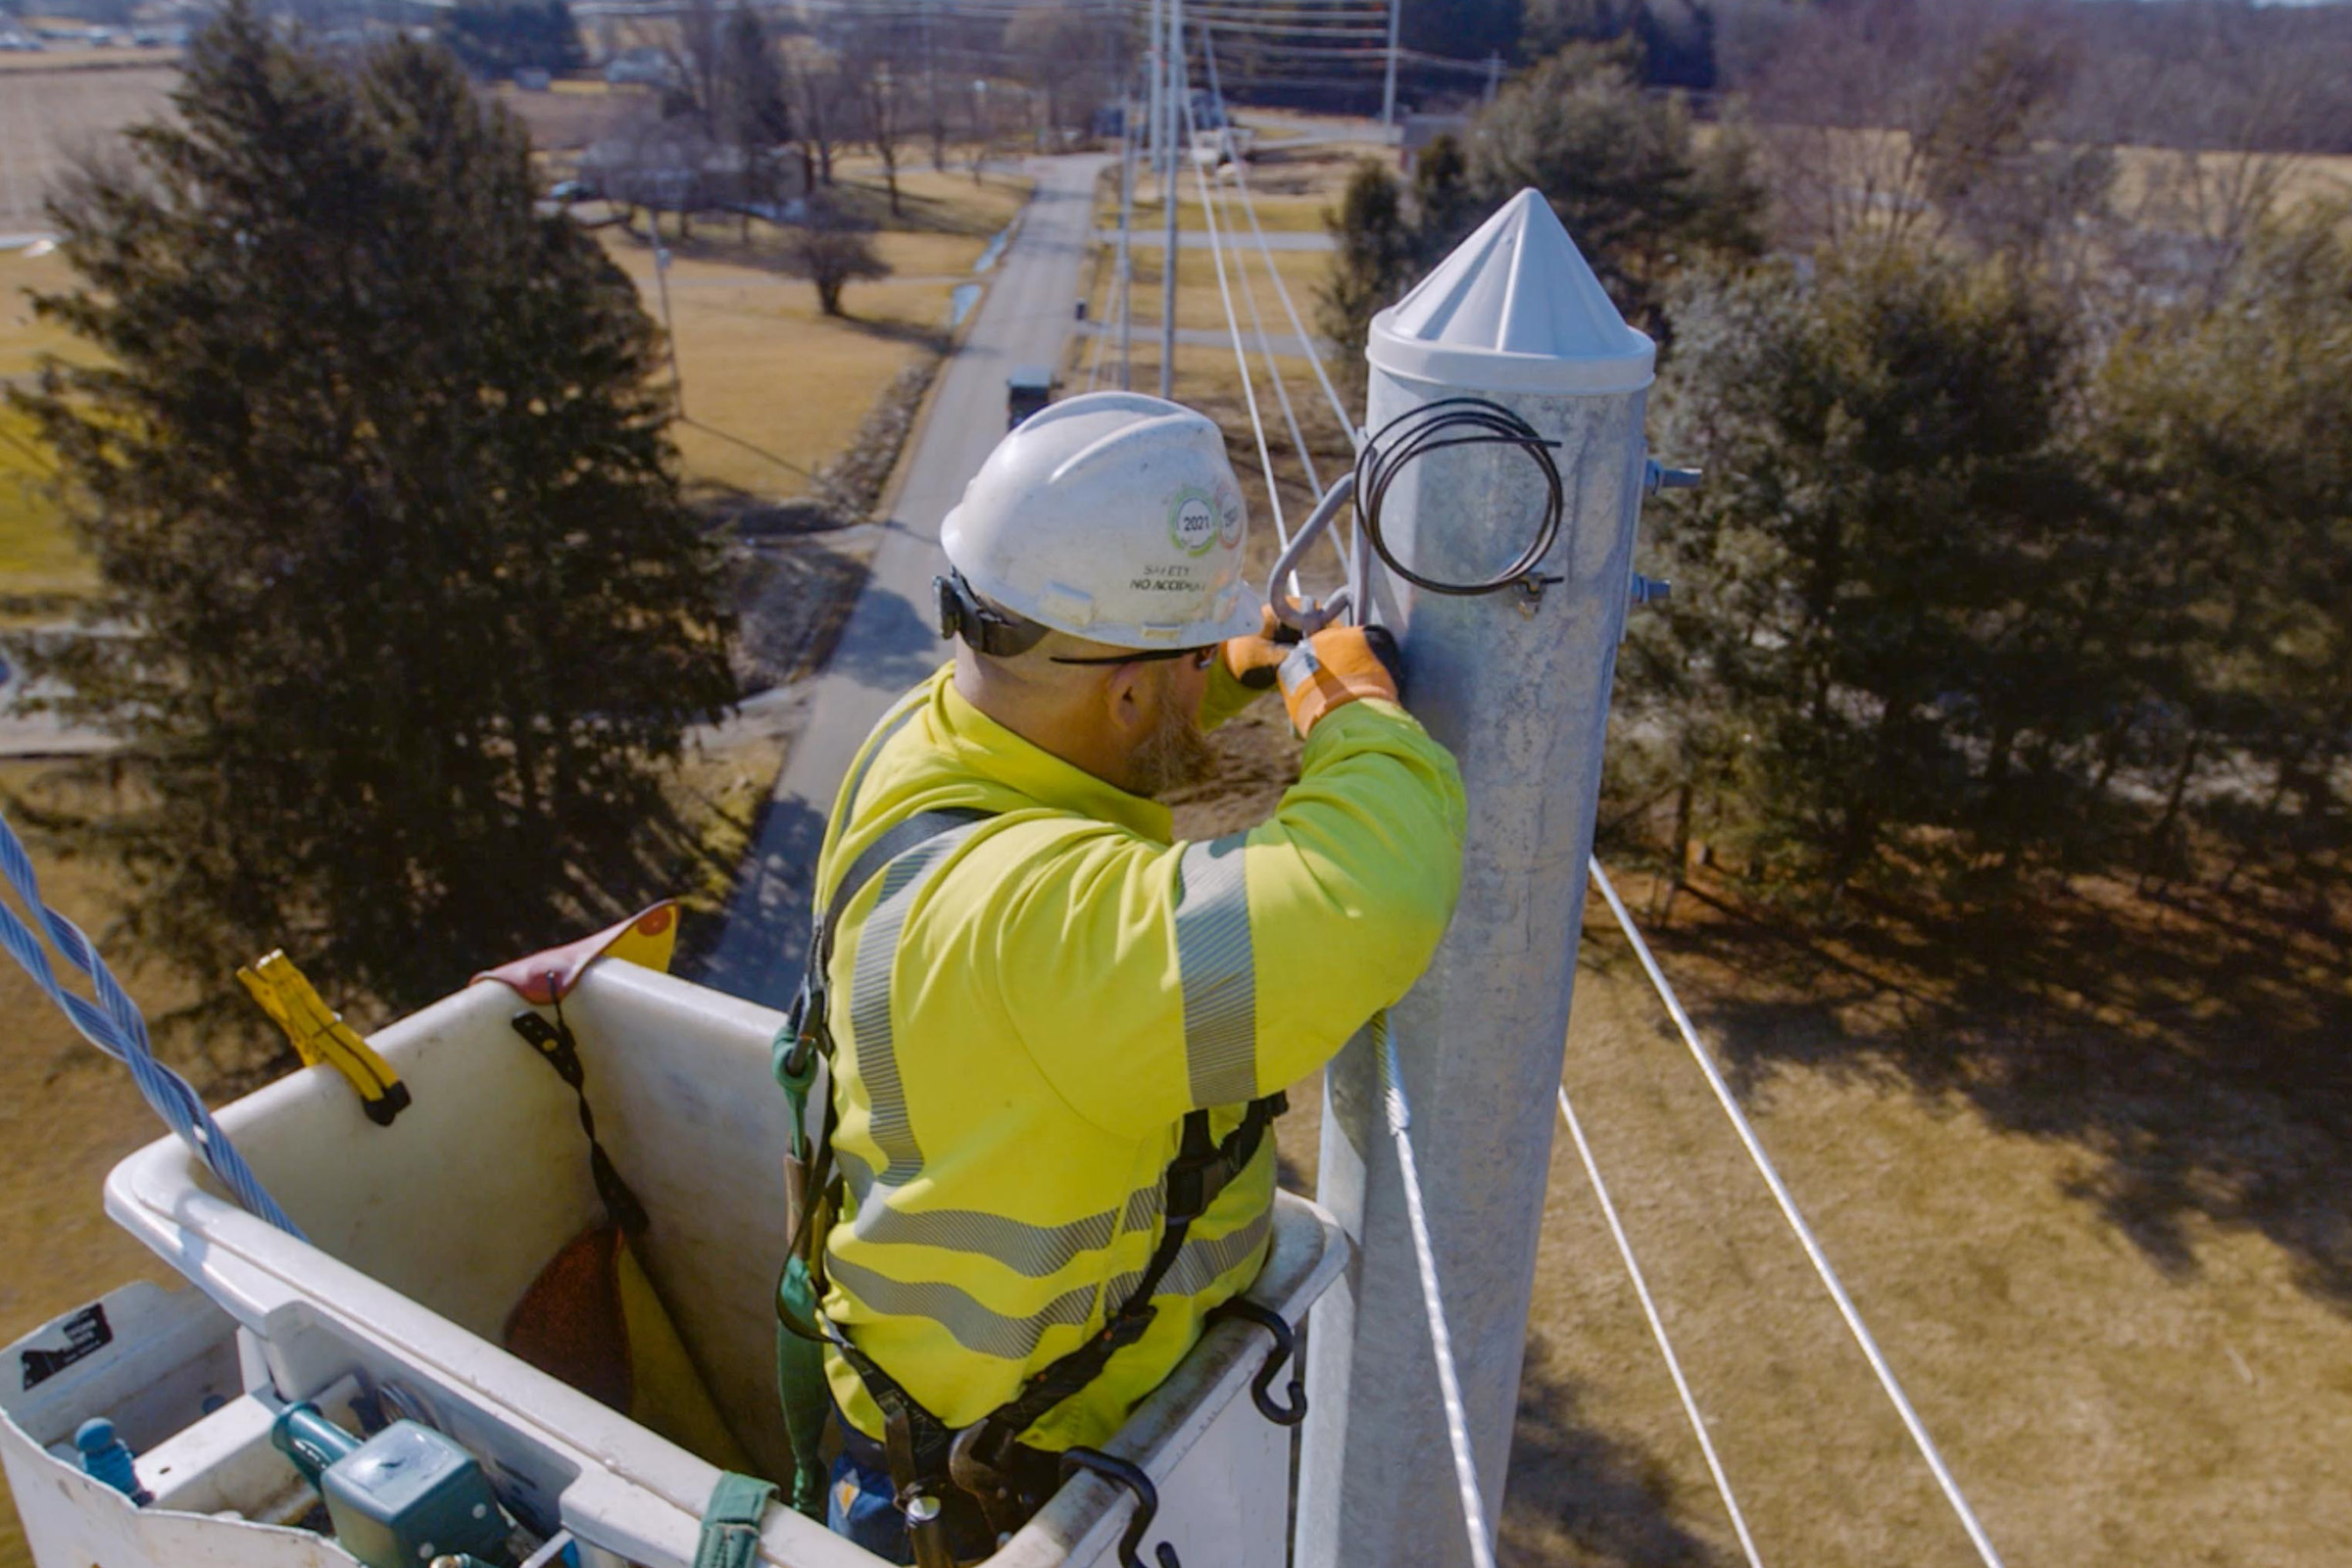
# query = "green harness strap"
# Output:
<box><xmin>770</xmin><ymin>808</ymin><xmax>997</xmax><ymax>1523</ymax></box>
<box><xmin>694</xmin><ymin>1471</ymin><xmax>777</xmax><ymax>1568</ymax></box>
<box><xmin>774</xmin><ymin>1027</ymin><xmax>835</xmax><ymax>1522</ymax></box>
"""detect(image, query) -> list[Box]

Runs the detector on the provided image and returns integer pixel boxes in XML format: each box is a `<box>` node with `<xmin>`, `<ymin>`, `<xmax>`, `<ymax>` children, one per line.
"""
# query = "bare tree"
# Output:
<box><xmin>785</xmin><ymin>194</ymin><xmax>892</xmax><ymax>316</ymax></box>
<box><xmin>837</xmin><ymin>16</ymin><xmax>912</xmax><ymax>216</ymax></box>
<box><xmin>784</xmin><ymin>35</ymin><xmax>843</xmax><ymax>188</ymax></box>
<box><xmin>1006</xmin><ymin>3</ymin><xmax>1096</xmax><ymax>132</ymax></box>
<box><xmin>717</xmin><ymin>2</ymin><xmax>793</xmax><ymax>236</ymax></box>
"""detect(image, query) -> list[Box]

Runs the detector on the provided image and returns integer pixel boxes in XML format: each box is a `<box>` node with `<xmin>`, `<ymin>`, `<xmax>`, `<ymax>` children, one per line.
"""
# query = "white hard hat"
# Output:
<box><xmin>941</xmin><ymin>392</ymin><xmax>1258</xmax><ymax>649</ymax></box>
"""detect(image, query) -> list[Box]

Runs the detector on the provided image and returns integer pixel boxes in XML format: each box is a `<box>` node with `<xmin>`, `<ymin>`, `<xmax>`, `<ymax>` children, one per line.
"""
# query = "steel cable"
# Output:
<box><xmin>1586</xmin><ymin>858</ymin><xmax>2007</xmax><ymax>1568</ymax></box>
<box><xmin>0</xmin><ymin>806</ymin><xmax>305</xmax><ymax>1238</ymax></box>
<box><xmin>1203</xmin><ymin>29</ymin><xmax>1359</xmax><ymax>450</ymax></box>
<box><xmin>1556</xmin><ymin>1082</ymin><xmax>1767</xmax><ymax>1568</ymax></box>
<box><xmin>1180</xmin><ymin>33</ymin><xmax>1291</xmax><ymax>552</ymax></box>
<box><xmin>1375</xmin><ymin>1009</ymin><xmax>1498</xmax><ymax>1568</ymax></box>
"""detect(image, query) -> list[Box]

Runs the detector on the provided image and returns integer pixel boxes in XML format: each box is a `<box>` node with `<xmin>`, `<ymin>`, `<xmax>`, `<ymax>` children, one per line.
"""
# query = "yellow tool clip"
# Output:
<box><xmin>236</xmin><ymin>951</ymin><xmax>412</xmax><ymax>1126</ymax></box>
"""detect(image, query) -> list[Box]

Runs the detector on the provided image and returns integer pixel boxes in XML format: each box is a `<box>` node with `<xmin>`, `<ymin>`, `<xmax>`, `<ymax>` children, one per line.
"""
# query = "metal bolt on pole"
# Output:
<box><xmin>1298</xmin><ymin>189</ymin><xmax>1661</xmax><ymax>1568</ymax></box>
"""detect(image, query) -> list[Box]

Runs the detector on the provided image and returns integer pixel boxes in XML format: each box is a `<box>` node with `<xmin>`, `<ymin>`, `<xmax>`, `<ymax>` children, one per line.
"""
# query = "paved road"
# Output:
<box><xmin>697</xmin><ymin>154</ymin><xmax>1109</xmax><ymax>1005</ymax></box>
<box><xmin>1096</xmin><ymin>227</ymin><xmax>1333</xmax><ymax>251</ymax></box>
<box><xmin>1075</xmin><ymin>321</ymin><xmax>1336</xmax><ymax>360</ymax></box>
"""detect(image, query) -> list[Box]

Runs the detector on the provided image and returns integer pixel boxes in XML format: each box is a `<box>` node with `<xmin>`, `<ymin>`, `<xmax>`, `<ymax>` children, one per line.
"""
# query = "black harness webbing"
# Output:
<box><xmin>774</xmin><ymin>800</ymin><xmax>1288</xmax><ymax>1548</ymax></box>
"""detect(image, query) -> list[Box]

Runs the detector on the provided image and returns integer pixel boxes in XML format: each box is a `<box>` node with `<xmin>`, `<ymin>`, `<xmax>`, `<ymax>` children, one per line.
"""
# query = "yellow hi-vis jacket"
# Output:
<box><xmin>815</xmin><ymin>662</ymin><xmax>1466</xmax><ymax>1451</ymax></box>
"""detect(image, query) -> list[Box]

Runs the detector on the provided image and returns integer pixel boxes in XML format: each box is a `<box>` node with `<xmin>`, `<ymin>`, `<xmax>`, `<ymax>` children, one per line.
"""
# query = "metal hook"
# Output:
<box><xmin>1207</xmin><ymin>1298</ymin><xmax>1306</xmax><ymax>1426</ymax></box>
<box><xmin>1265</xmin><ymin>471</ymin><xmax>1358</xmax><ymax>634</ymax></box>
<box><xmin>1058</xmin><ymin>1447</ymin><xmax>1179</xmax><ymax>1568</ymax></box>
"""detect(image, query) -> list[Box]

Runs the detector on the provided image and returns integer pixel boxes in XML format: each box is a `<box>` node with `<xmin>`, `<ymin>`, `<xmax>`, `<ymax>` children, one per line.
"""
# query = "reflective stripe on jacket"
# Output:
<box><xmin>816</xmin><ymin>662</ymin><xmax>1466</xmax><ymax>1451</ymax></box>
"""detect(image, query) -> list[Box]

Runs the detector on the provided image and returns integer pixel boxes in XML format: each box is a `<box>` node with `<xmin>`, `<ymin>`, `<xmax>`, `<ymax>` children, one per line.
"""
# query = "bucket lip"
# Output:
<box><xmin>1367</xmin><ymin>304</ymin><xmax>1657</xmax><ymax>395</ymax></box>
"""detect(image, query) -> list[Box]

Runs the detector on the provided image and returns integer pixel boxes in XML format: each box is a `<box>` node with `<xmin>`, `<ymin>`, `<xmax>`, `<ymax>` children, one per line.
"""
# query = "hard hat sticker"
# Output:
<box><xmin>1219</xmin><ymin>492</ymin><xmax>1244</xmax><ymax>550</ymax></box>
<box><xmin>1169</xmin><ymin>490</ymin><xmax>1220</xmax><ymax>557</ymax></box>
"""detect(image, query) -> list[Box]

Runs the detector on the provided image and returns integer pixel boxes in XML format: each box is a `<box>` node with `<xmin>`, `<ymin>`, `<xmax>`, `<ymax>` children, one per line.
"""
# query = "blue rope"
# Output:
<box><xmin>0</xmin><ymin>808</ymin><xmax>305</xmax><ymax>1239</ymax></box>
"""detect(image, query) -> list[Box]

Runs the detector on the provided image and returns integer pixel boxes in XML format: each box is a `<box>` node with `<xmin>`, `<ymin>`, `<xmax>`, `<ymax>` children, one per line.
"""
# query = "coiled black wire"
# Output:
<box><xmin>1352</xmin><ymin>396</ymin><xmax>1567</xmax><ymax>597</ymax></box>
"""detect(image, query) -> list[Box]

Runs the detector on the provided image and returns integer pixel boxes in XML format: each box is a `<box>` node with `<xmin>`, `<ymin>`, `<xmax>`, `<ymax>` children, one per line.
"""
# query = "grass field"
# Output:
<box><xmin>0</xmin><ymin>63</ymin><xmax>176</xmax><ymax>232</ymax></box>
<box><xmin>601</xmin><ymin>162</ymin><xmax>1031</xmax><ymax>500</ymax></box>
<box><xmin>0</xmin><ymin>248</ymin><xmax>96</xmax><ymax>600</ymax></box>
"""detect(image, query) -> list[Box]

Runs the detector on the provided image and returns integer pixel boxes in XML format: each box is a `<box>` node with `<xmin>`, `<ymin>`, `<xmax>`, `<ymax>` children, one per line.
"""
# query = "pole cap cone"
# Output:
<box><xmin>1367</xmin><ymin>188</ymin><xmax>1657</xmax><ymax>395</ymax></box>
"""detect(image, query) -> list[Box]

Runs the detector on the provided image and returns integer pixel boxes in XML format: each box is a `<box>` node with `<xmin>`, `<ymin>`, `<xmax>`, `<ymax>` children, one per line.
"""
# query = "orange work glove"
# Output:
<box><xmin>1221</xmin><ymin>608</ymin><xmax>1301</xmax><ymax>691</ymax></box>
<box><xmin>1276</xmin><ymin>624</ymin><xmax>1403</xmax><ymax>737</ymax></box>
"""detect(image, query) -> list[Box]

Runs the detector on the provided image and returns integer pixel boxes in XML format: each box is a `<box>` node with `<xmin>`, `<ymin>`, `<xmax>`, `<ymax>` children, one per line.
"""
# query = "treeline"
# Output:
<box><xmin>1388</xmin><ymin>0</ymin><xmax>2352</xmax><ymax>157</ymax></box>
<box><xmin>1323</xmin><ymin>36</ymin><xmax>2352</xmax><ymax>919</ymax></box>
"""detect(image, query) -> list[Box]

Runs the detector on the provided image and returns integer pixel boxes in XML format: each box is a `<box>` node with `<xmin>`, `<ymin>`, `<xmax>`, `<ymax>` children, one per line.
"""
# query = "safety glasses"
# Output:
<box><xmin>1050</xmin><ymin>645</ymin><xmax>1219</xmax><ymax>671</ymax></box>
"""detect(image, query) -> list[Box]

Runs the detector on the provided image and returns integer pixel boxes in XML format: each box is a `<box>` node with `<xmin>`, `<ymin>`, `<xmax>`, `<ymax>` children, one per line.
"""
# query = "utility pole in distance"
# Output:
<box><xmin>1118</xmin><ymin>63</ymin><xmax>1137</xmax><ymax>390</ymax></box>
<box><xmin>1146</xmin><ymin>0</ymin><xmax>1163</xmax><ymax>206</ymax></box>
<box><xmin>1157</xmin><ymin>0</ymin><xmax>1181</xmax><ymax>398</ymax></box>
<box><xmin>1298</xmin><ymin>189</ymin><xmax>1664</xmax><ymax>1568</ymax></box>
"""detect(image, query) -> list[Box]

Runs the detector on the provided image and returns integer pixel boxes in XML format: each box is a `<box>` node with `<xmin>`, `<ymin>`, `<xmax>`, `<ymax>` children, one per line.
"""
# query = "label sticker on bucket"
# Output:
<box><xmin>20</xmin><ymin>1302</ymin><xmax>112</xmax><ymax>1391</ymax></box>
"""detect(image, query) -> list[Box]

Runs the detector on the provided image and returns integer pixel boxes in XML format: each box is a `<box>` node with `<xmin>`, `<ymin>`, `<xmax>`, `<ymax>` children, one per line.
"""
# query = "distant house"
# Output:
<box><xmin>603</xmin><ymin>47</ymin><xmax>678</xmax><ymax>90</ymax></box>
<box><xmin>1401</xmin><ymin>112</ymin><xmax>1472</xmax><ymax>173</ymax></box>
<box><xmin>580</xmin><ymin>119</ymin><xmax>800</xmax><ymax>217</ymax></box>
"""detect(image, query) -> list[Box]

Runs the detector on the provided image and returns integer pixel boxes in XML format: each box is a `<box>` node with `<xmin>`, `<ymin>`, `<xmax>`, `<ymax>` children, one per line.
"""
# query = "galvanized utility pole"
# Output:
<box><xmin>1298</xmin><ymin>189</ymin><xmax>1662</xmax><ymax>1568</ymax></box>
<box><xmin>1157</xmin><ymin>0</ymin><xmax>1181</xmax><ymax>398</ymax></box>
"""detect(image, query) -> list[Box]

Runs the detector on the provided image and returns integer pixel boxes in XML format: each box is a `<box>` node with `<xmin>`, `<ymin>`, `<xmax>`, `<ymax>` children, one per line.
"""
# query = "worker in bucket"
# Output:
<box><xmin>772</xmin><ymin>391</ymin><xmax>1466</xmax><ymax>1565</ymax></box>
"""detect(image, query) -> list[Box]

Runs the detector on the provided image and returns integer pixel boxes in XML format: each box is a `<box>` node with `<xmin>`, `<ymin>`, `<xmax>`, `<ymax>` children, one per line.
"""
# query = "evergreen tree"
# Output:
<box><xmin>1316</xmin><ymin>159</ymin><xmax>1419</xmax><ymax>401</ymax></box>
<box><xmin>10</xmin><ymin>3</ymin><xmax>737</xmax><ymax>1020</ymax></box>
<box><xmin>718</xmin><ymin>3</ymin><xmax>793</xmax><ymax>230</ymax></box>
<box><xmin>1635</xmin><ymin>249</ymin><xmax>2096</xmax><ymax>894</ymax></box>
<box><xmin>1470</xmin><ymin>41</ymin><xmax>1762</xmax><ymax>326</ymax></box>
<box><xmin>2089</xmin><ymin>206</ymin><xmax>2352</xmax><ymax>907</ymax></box>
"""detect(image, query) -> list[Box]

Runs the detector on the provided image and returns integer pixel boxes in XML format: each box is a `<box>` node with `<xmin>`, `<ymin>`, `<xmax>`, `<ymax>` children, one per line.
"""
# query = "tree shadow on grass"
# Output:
<box><xmin>835</xmin><ymin>315</ymin><xmax>953</xmax><ymax>351</ymax></box>
<box><xmin>1501</xmin><ymin>1334</ymin><xmax>1735</xmax><ymax>1567</ymax></box>
<box><xmin>1644</xmin><ymin>869</ymin><xmax>2352</xmax><ymax>1309</ymax></box>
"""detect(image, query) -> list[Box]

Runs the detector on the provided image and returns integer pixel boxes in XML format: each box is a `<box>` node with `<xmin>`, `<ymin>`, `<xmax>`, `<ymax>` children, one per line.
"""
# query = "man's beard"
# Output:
<box><xmin>1129</xmin><ymin>688</ymin><xmax>1217</xmax><ymax>797</ymax></box>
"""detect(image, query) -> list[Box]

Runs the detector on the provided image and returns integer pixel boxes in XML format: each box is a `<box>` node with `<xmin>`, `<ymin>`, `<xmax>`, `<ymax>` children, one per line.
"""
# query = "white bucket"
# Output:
<box><xmin>81</xmin><ymin>958</ymin><xmax>1345</xmax><ymax>1568</ymax></box>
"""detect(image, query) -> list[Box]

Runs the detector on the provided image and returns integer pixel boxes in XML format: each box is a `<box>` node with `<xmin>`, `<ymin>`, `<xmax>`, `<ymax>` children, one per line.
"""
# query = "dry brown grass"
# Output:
<box><xmin>597</xmin><ymin>227</ymin><xmax>953</xmax><ymax>501</ymax></box>
<box><xmin>0</xmin><ymin>64</ymin><xmax>176</xmax><ymax>232</ymax></box>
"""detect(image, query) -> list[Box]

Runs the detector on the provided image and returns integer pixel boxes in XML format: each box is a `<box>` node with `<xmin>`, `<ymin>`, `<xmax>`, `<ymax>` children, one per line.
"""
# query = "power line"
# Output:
<box><xmin>1556</xmin><ymin>1082</ymin><xmax>1767</xmax><ymax>1568</ymax></box>
<box><xmin>1180</xmin><ymin>22</ymin><xmax>1287</xmax><ymax>551</ymax></box>
<box><xmin>1201</xmin><ymin>30</ymin><xmax>1357</xmax><ymax>449</ymax></box>
<box><xmin>1585</xmin><ymin>859</ymin><xmax>2009</xmax><ymax>1568</ymax></box>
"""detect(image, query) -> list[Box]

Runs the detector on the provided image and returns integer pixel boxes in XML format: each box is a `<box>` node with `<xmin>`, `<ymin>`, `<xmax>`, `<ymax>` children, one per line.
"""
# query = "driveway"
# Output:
<box><xmin>696</xmin><ymin>153</ymin><xmax>1110</xmax><ymax>1004</ymax></box>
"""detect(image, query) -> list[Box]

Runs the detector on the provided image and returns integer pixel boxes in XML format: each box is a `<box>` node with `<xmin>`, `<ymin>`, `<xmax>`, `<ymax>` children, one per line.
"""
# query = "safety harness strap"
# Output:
<box><xmin>981</xmin><ymin>1094</ymin><xmax>1284</xmax><ymax>1443</ymax></box>
<box><xmin>770</xmin><ymin>782</ymin><xmax>1294</xmax><ymax>1539</ymax></box>
<box><xmin>692</xmin><ymin>1471</ymin><xmax>777</xmax><ymax>1568</ymax></box>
